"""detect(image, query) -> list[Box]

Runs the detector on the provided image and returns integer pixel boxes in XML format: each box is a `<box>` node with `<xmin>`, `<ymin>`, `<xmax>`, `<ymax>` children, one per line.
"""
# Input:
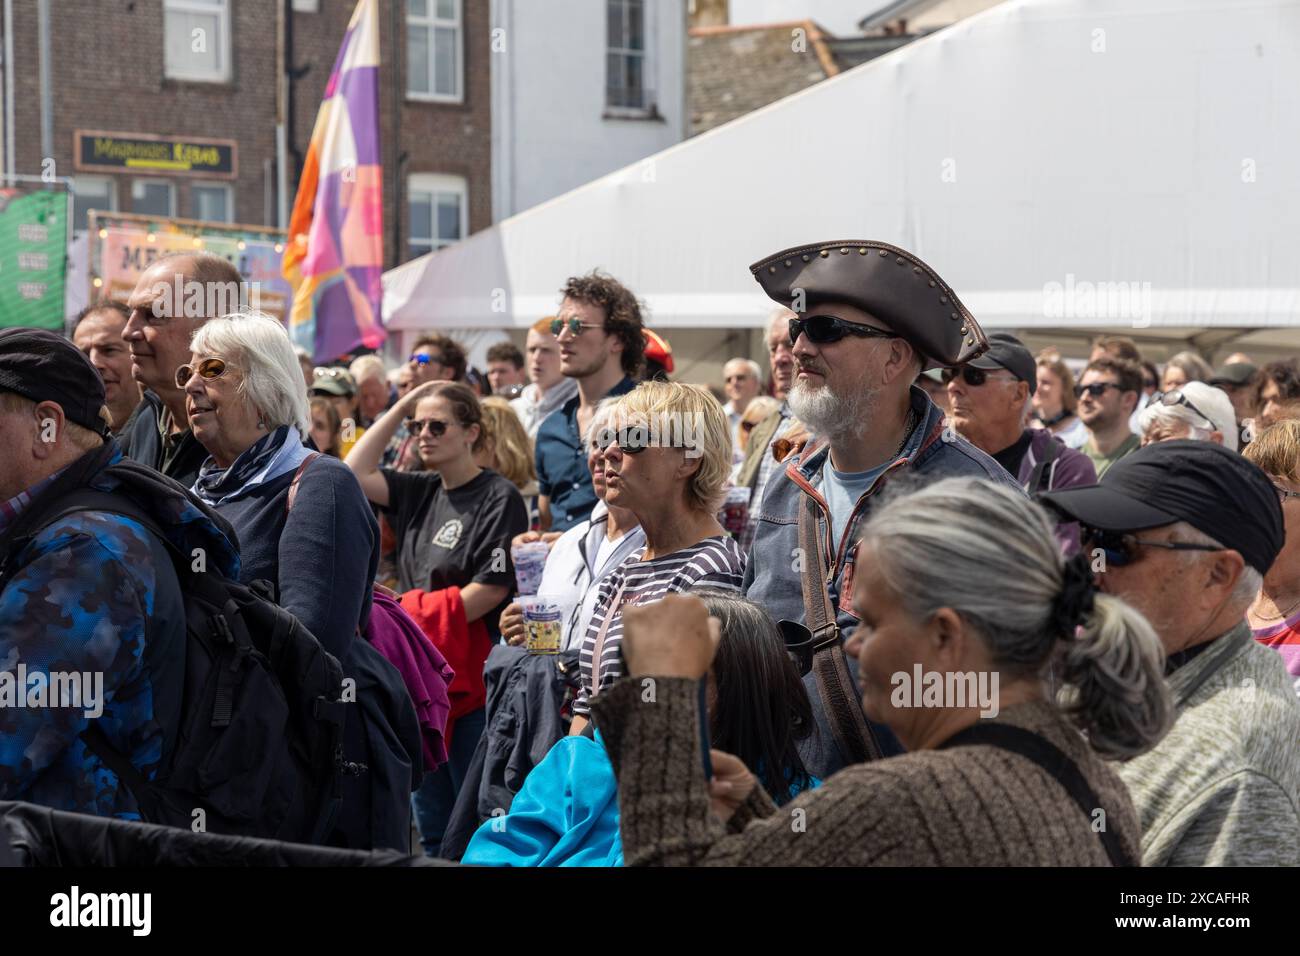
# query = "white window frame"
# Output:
<box><xmin>407</xmin><ymin>173</ymin><xmax>468</xmax><ymax>259</ymax></box>
<box><xmin>190</xmin><ymin>182</ymin><xmax>233</xmax><ymax>222</ymax></box>
<box><xmin>132</xmin><ymin>178</ymin><xmax>177</xmax><ymax>218</ymax></box>
<box><xmin>406</xmin><ymin>0</ymin><xmax>463</xmax><ymax>104</ymax></box>
<box><xmin>163</xmin><ymin>0</ymin><xmax>232</xmax><ymax>84</ymax></box>
<box><xmin>72</xmin><ymin>176</ymin><xmax>118</xmax><ymax>234</ymax></box>
<box><xmin>605</xmin><ymin>0</ymin><xmax>655</xmax><ymax>117</ymax></box>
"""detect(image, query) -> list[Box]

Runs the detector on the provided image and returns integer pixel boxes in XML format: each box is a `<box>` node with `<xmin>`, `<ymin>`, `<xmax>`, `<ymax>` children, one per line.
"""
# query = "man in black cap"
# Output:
<box><xmin>742</xmin><ymin>240</ymin><xmax>1021</xmax><ymax>779</ymax></box>
<box><xmin>946</xmin><ymin>332</ymin><xmax>1096</xmax><ymax>553</ymax></box>
<box><xmin>1041</xmin><ymin>440</ymin><xmax>1300</xmax><ymax>865</ymax></box>
<box><xmin>1208</xmin><ymin>361</ymin><xmax>1262</xmax><ymax>432</ymax></box>
<box><xmin>0</xmin><ymin>327</ymin><xmax>238</xmax><ymax>818</ymax></box>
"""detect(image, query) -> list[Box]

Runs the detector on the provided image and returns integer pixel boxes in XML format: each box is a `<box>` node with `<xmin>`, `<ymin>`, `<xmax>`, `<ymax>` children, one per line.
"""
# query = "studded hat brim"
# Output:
<box><xmin>749</xmin><ymin>240</ymin><xmax>988</xmax><ymax>369</ymax></box>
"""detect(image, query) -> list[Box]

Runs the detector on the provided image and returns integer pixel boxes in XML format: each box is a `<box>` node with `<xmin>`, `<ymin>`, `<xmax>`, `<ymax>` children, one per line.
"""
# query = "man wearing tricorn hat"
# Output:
<box><xmin>742</xmin><ymin>241</ymin><xmax>1021</xmax><ymax>779</ymax></box>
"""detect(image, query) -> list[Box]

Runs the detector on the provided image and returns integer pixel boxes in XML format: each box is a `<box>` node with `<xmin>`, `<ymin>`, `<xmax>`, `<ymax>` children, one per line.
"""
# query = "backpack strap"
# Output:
<box><xmin>939</xmin><ymin>722</ymin><xmax>1134</xmax><ymax>866</ymax></box>
<box><xmin>286</xmin><ymin>452</ymin><xmax>322</xmax><ymax>515</ymax></box>
<box><xmin>1025</xmin><ymin>436</ymin><xmax>1060</xmax><ymax>495</ymax></box>
<box><xmin>797</xmin><ymin>493</ymin><xmax>882</xmax><ymax>766</ymax></box>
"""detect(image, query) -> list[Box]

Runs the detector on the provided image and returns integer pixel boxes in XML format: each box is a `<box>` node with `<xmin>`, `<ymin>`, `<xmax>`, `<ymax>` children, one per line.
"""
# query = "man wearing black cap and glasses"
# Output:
<box><xmin>0</xmin><ymin>328</ymin><xmax>239</xmax><ymax>818</ymax></box>
<box><xmin>1041</xmin><ymin>440</ymin><xmax>1300</xmax><ymax>865</ymax></box>
<box><xmin>742</xmin><ymin>240</ymin><xmax>1022</xmax><ymax>779</ymax></box>
<box><xmin>946</xmin><ymin>332</ymin><xmax>1096</xmax><ymax>553</ymax></box>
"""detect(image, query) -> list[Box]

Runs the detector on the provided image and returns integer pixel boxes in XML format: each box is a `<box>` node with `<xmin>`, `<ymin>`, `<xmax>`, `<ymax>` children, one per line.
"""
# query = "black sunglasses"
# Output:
<box><xmin>788</xmin><ymin>314</ymin><xmax>898</xmax><ymax>347</ymax></box>
<box><xmin>1081</xmin><ymin>527</ymin><xmax>1223</xmax><ymax>567</ymax></box>
<box><xmin>941</xmin><ymin>366</ymin><xmax>1014</xmax><ymax>388</ymax></box>
<box><xmin>1074</xmin><ymin>382</ymin><xmax>1121</xmax><ymax>399</ymax></box>
<box><xmin>406</xmin><ymin>417</ymin><xmax>451</xmax><ymax>438</ymax></box>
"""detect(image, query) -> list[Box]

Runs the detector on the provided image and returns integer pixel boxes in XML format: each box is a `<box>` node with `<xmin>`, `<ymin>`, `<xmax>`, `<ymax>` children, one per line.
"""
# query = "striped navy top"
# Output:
<box><xmin>573</xmin><ymin>535</ymin><xmax>746</xmax><ymax>716</ymax></box>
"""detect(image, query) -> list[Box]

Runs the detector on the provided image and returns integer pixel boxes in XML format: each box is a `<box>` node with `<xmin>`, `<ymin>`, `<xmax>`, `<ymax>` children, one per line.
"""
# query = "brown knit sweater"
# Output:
<box><xmin>590</xmin><ymin>677</ymin><xmax>1142</xmax><ymax>866</ymax></box>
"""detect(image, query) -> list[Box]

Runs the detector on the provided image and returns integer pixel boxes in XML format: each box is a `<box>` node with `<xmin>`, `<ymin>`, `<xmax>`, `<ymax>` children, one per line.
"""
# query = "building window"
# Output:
<box><xmin>191</xmin><ymin>183</ymin><xmax>233</xmax><ymax>222</ymax></box>
<box><xmin>408</xmin><ymin>173</ymin><xmax>467</xmax><ymax>258</ymax></box>
<box><xmin>164</xmin><ymin>0</ymin><xmax>232</xmax><ymax>83</ymax></box>
<box><xmin>72</xmin><ymin>176</ymin><xmax>117</xmax><ymax>234</ymax></box>
<box><xmin>132</xmin><ymin>180</ymin><xmax>176</xmax><ymax>218</ymax></box>
<box><xmin>607</xmin><ymin>0</ymin><xmax>650</xmax><ymax>111</ymax></box>
<box><xmin>407</xmin><ymin>0</ymin><xmax>462</xmax><ymax>102</ymax></box>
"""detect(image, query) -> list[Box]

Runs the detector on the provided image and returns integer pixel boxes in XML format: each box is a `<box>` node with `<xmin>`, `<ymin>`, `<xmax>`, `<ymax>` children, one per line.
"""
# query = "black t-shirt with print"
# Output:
<box><xmin>381</xmin><ymin>467</ymin><xmax>529</xmax><ymax>635</ymax></box>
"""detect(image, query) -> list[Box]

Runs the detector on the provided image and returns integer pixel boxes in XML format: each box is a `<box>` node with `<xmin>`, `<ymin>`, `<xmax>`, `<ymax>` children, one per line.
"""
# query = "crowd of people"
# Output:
<box><xmin>2</xmin><ymin>240</ymin><xmax>1299</xmax><ymax>867</ymax></box>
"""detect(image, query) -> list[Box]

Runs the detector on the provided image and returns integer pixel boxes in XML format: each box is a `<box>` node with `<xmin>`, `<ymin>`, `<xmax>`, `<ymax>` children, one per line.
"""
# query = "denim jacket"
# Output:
<box><xmin>742</xmin><ymin>386</ymin><xmax>1023</xmax><ymax>778</ymax></box>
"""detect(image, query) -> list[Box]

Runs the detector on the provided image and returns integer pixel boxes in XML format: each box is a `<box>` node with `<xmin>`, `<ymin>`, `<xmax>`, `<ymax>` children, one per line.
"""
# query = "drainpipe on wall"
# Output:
<box><xmin>4</xmin><ymin>0</ymin><xmax>16</xmax><ymax>179</ymax></box>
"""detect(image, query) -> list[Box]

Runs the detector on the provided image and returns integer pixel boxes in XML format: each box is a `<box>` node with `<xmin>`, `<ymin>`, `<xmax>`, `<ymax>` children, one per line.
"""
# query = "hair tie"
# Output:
<box><xmin>1052</xmin><ymin>552</ymin><xmax>1096</xmax><ymax>637</ymax></box>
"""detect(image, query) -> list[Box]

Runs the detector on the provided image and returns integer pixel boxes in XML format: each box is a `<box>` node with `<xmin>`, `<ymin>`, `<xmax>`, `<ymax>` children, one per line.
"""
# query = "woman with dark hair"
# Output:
<box><xmin>309</xmin><ymin>396</ymin><xmax>342</xmax><ymax>457</ymax></box>
<box><xmin>347</xmin><ymin>378</ymin><xmax>530</xmax><ymax>856</ymax></box>
<box><xmin>462</xmin><ymin>590</ymin><xmax>816</xmax><ymax>866</ymax></box>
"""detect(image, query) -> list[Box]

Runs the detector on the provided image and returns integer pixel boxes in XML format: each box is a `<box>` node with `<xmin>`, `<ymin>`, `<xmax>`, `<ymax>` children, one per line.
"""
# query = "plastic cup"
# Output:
<box><xmin>519</xmin><ymin>595</ymin><xmax>564</xmax><ymax>655</ymax></box>
<box><xmin>719</xmin><ymin>485</ymin><xmax>750</xmax><ymax>537</ymax></box>
<box><xmin>512</xmin><ymin>541</ymin><xmax>551</xmax><ymax>597</ymax></box>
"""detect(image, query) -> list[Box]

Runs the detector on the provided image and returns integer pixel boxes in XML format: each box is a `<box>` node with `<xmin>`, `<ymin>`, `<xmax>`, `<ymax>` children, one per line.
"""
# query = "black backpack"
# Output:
<box><xmin>11</xmin><ymin>489</ymin><xmax>354</xmax><ymax>844</ymax></box>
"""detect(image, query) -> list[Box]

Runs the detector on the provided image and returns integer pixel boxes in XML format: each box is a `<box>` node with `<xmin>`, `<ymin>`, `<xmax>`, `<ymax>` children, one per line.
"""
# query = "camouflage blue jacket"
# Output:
<box><xmin>0</xmin><ymin>445</ymin><xmax>239</xmax><ymax>817</ymax></box>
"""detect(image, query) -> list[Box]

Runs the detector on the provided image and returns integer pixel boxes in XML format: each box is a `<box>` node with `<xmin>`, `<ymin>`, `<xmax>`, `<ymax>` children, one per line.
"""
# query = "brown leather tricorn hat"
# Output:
<box><xmin>750</xmin><ymin>240</ymin><xmax>988</xmax><ymax>370</ymax></box>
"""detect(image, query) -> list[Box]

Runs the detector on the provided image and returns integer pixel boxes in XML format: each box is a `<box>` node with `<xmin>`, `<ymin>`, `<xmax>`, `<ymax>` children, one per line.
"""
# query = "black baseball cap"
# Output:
<box><xmin>0</xmin><ymin>327</ymin><xmax>109</xmax><ymax>437</ymax></box>
<box><xmin>967</xmin><ymin>332</ymin><xmax>1037</xmax><ymax>395</ymax></box>
<box><xmin>1039</xmin><ymin>439</ymin><xmax>1283</xmax><ymax>575</ymax></box>
<box><xmin>1208</xmin><ymin>362</ymin><xmax>1257</xmax><ymax>387</ymax></box>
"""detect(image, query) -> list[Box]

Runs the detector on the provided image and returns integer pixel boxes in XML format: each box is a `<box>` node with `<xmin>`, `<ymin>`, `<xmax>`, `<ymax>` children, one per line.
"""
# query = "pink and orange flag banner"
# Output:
<box><xmin>282</xmin><ymin>0</ymin><xmax>385</xmax><ymax>363</ymax></box>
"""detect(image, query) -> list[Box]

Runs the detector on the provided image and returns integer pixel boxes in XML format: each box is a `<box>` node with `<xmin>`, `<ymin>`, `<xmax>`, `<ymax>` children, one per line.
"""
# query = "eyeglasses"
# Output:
<box><xmin>595</xmin><ymin>429</ymin><xmax>692</xmax><ymax>456</ymax></box>
<box><xmin>405</xmin><ymin>417</ymin><xmax>451</xmax><ymax>438</ymax></box>
<box><xmin>1273</xmin><ymin>484</ymin><xmax>1300</xmax><ymax>506</ymax></box>
<box><xmin>1157</xmin><ymin>389</ymin><xmax>1214</xmax><ymax>429</ymax></box>
<box><xmin>176</xmin><ymin>357</ymin><xmax>229</xmax><ymax>389</ymax></box>
<box><xmin>1081</xmin><ymin>527</ymin><xmax>1224</xmax><ymax>567</ymax></box>
<box><xmin>941</xmin><ymin>366</ymin><xmax>1014</xmax><ymax>388</ymax></box>
<box><xmin>409</xmin><ymin>351</ymin><xmax>445</xmax><ymax>367</ymax></box>
<box><xmin>788</xmin><ymin>314</ymin><xmax>898</xmax><ymax>347</ymax></box>
<box><xmin>550</xmin><ymin>316</ymin><xmax>605</xmax><ymax>338</ymax></box>
<box><xmin>1074</xmin><ymin>382</ymin><xmax>1121</xmax><ymax>399</ymax></box>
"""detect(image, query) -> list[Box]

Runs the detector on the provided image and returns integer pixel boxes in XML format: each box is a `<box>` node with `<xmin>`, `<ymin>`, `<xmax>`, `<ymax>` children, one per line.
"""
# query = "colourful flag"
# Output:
<box><xmin>282</xmin><ymin>0</ymin><xmax>385</xmax><ymax>363</ymax></box>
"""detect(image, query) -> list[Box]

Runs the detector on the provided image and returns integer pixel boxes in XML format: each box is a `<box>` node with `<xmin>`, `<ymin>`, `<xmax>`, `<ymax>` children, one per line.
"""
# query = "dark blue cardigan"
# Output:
<box><xmin>211</xmin><ymin>454</ymin><xmax>378</xmax><ymax>662</ymax></box>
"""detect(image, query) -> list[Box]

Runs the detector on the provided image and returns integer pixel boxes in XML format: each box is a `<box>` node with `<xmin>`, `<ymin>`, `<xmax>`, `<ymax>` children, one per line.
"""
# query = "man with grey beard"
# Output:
<box><xmin>742</xmin><ymin>240</ymin><xmax>1021</xmax><ymax>779</ymax></box>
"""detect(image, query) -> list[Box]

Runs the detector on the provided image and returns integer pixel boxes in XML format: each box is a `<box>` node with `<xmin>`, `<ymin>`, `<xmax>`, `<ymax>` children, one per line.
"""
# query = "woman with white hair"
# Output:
<box><xmin>569</xmin><ymin>381</ymin><xmax>745</xmax><ymax>736</ymax></box>
<box><xmin>1137</xmin><ymin>380</ymin><xmax>1237</xmax><ymax>452</ymax></box>
<box><xmin>181</xmin><ymin>312</ymin><xmax>420</xmax><ymax>851</ymax></box>
<box><xmin>592</xmin><ymin>477</ymin><xmax>1172</xmax><ymax>866</ymax></box>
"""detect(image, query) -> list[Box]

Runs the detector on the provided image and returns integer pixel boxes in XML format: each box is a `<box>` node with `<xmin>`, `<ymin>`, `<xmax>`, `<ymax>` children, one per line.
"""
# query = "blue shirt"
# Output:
<box><xmin>534</xmin><ymin>376</ymin><xmax>636</xmax><ymax>532</ymax></box>
<box><xmin>823</xmin><ymin>460</ymin><xmax>888</xmax><ymax>555</ymax></box>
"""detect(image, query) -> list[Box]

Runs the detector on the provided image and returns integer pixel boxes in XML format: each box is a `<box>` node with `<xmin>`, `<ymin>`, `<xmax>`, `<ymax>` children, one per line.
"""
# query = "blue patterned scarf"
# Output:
<box><xmin>191</xmin><ymin>425</ymin><xmax>311</xmax><ymax>508</ymax></box>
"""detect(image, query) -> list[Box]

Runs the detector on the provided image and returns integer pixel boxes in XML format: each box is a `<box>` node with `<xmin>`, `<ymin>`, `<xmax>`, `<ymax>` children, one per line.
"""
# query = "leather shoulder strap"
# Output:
<box><xmin>797</xmin><ymin>494</ymin><xmax>882</xmax><ymax>766</ymax></box>
<box><xmin>940</xmin><ymin>722</ymin><xmax>1134</xmax><ymax>866</ymax></box>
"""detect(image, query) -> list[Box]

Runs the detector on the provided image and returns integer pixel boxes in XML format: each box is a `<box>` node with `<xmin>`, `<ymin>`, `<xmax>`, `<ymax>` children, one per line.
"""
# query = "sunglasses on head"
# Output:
<box><xmin>550</xmin><ymin>316</ymin><xmax>605</xmax><ymax>338</ymax></box>
<box><xmin>1156</xmin><ymin>389</ymin><xmax>1214</xmax><ymax>429</ymax></box>
<box><xmin>1081</xmin><ymin>526</ymin><xmax>1223</xmax><ymax>567</ymax></box>
<box><xmin>788</xmin><ymin>314</ymin><xmax>898</xmax><ymax>347</ymax></box>
<box><xmin>405</xmin><ymin>417</ymin><xmax>451</xmax><ymax>438</ymax></box>
<box><xmin>176</xmin><ymin>357</ymin><xmax>229</xmax><ymax>389</ymax></box>
<box><xmin>1074</xmin><ymin>381</ymin><xmax>1121</xmax><ymax>399</ymax></box>
<box><xmin>409</xmin><ymin>351</ymin><xmax>444</xmax><ymax>367</ymax></box>
<box><xmin>314</xmin><ymin>366</ymin><xmax>347</xmax><ymax>379</ymax></box>
<box><xmin>941</xmin><ymin>366</ymin><xmax>1013</xmax><ymax>388</ymax></box>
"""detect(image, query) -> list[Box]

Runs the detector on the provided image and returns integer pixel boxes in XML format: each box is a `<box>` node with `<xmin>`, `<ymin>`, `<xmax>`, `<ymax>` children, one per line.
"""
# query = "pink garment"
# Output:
<box><xmin>365</xmin><ymin>588</ymin><xmax>456</xmax><ymax>772</ymax></box>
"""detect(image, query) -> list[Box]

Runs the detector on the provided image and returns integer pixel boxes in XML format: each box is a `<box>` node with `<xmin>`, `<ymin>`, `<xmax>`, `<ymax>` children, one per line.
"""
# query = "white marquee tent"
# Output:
<box><xmin>382</xmin><ymin>0</ymin><xmax>1300</xmax><ymax>363</ymax></box>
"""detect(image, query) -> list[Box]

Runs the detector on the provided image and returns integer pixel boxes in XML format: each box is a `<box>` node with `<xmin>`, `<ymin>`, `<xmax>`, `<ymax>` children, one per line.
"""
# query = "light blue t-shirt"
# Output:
<box><xmin>822</xmin><ymin>459</ymin><xmax>888</xmax><ymax>555</ymax></box>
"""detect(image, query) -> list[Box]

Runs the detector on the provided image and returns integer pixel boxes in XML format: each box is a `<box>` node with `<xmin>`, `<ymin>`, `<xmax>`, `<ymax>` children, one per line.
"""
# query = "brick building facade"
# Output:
<box><xmin>4</xmin><ymin>0</ymin><xmax>491</xmax><ymax>270</ymax></box>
